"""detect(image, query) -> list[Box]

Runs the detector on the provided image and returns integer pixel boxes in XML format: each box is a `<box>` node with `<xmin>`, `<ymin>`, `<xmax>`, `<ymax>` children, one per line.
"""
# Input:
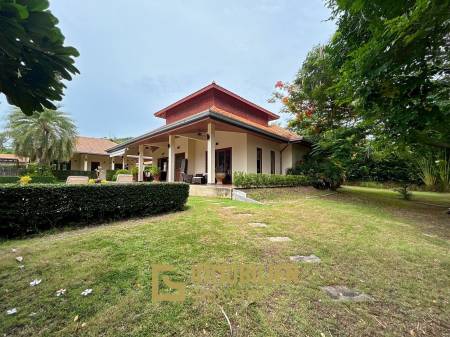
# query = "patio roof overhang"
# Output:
<box><xmin>106</xmin><ymin>109</ymin><xmax>310</xmax><ymax>154</ymax></box>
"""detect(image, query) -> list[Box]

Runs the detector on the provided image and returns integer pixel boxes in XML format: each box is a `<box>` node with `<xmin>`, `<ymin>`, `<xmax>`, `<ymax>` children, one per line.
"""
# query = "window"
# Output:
<box><xmin>257</xmin><ymin>148</ymin><xmax>262</xmax><ymax>174</ymax></box>
<box><xmin>270</xmin><ymin>150</ymin><xmax>275</xmax><ymax>174</ymax></box>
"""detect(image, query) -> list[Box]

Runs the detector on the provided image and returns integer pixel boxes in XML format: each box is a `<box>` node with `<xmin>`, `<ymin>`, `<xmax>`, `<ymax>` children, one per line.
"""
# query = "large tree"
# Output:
<box><xmin>7</xmin><ymin>107</ymin><xmax>77</xmax><ymax>164</ymax></box>
<box><xmin>327</xmin><ymin>0</ymin><xmax>450</xmax><ymax>149</ymax></box>
<box><xmin>0</xmin><ymin>0</ymin><xmax>79</xmax><ymax>115</ymax></box>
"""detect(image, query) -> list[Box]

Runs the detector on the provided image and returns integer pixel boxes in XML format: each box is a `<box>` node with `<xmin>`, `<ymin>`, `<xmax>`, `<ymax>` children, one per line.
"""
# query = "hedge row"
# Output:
<box><xmin>0</xmin><ymin>183</ymin><xmax>189</xmax><ymax>237</ymax></box>
<box><xmin>0</xmin><ymin>176</ymin><xmax>19</xmax><ymax>184</ymax></box>
<box><xmin>233</xmin><ymin>172</ymin><xmax>310</xmax><ymax>188</ymax></box>
<box><xmin>52</xmin><ymin>170</ymin><xmax>96</xmax><ymax>181</ymax></box>
<box><xmin>0</xmin><ymin>176</ymin><xmax>57</xmax><ymax>184</ymax></box>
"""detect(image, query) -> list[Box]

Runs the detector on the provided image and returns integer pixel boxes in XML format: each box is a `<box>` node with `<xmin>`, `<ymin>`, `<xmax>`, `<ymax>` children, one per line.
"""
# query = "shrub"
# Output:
<box><xmin>112</xmin><ymin>169</ymin><xmax>130</xmax><ymax>181</ymax></box>
<box><xmin>0</xmin><ymin>176</ymin><xmax>19</xmax><ymax>184</ymax></box>
<box><xmin>393</xmin><ymin>184</ymin><xmax>412</xmax><ymax>200</ymax></box>
<box><xmin>23</xmin><ymin>163</ymin><xmax>53</xmax><ymax>177</ymax></box>
<box><xmin>289</xmin><ymin>158</ymin><xmax>344</xmax><ymax>190</ymax></box>
<box><xmin>145</xmin><ymin>165</ymin><xmax>160</xmax><ymax>177</ymax></box>
<box><xmin>0</xmin><ymin>183</ymin><xmax>189</xmax><ymax>237</ymax></box>
<box><xmin>417</xmin><ymin>157</ymin><xmax>437</xmax><ymax>190</ymax></box>
<box><xmin>436</xmin><ymin>153</ymin><xmax>449</xmax><ymax>192</ymax></box>
<box><xmin>106</xmin><ymin>170</ymin><xmax>117</xmax><ymax>181</ymax></box>
<box><xmin>52</xmin><ymin>170</ymin><xmax>96</xmax><ymax>181</ymax></box>
<box><xmin>233</xmin><ymin>172</ymin><xmax>310</xmax><ymax>188</ymax></box>
<box><xmin>28</xmin><ymin>175</ymin><xmax>57</xmax><ymax>184</ymax></box>
<box><xmin>19</xmin><ymin>176</ymin><xmax>32</xmax><ymax>185</ymax></box>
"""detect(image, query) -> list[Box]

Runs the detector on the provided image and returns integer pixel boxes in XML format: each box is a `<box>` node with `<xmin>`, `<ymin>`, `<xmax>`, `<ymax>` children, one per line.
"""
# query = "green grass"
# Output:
<box><xmin>1</xmin><ymin>187</ymin><xmax>449</xmax><ymax>336</ymax></box>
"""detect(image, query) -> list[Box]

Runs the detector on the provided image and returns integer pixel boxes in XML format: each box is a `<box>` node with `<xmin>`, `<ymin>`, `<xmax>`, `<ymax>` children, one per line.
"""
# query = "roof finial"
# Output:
<box><xmin>212</xmin><ymin>80</ymin><xmax>216</xmax><ymax>85</ymax></box>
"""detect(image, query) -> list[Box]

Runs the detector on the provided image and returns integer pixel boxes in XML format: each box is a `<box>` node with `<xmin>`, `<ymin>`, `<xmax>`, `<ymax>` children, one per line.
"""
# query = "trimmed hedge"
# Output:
<box><xmin>0</xmin><ymin>176</ymin><xmax>20</xmax><ymax>184</ymax></box>
<box><xmin>0</xmin><ymin>183</ymin><xmax>189</xmax><ymax>237</ymax></box>
<box><xmin>29</xmin><ymin>175</ymin><xmax>57</xmax><ymax>184</ymax></box>
<box><xmin>52</xmin><ymin>170</ymin><xmax>96</xmax><ymax>181</ymax></box>
<box><xmin>233</xmin><ymin>172</ymin><xmax>310</xmax><ymax>188</ymax></box>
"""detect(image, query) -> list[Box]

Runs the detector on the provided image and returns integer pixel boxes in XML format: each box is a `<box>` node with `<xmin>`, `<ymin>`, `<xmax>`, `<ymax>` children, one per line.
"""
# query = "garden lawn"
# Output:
<box><xmin>0</xmin><ymin>187</ymin><xmax>449</xmax><ymax>336</ymax></box>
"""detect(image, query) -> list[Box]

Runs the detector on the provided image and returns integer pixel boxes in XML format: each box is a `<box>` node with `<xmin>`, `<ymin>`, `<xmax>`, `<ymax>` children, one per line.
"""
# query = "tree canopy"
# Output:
<box><xmin>328</xmin><ymin>0</ymin><xmax>450</xmax><ymax>149</ymax></box>
<box><xmin>272</xmin><ymin>0</ymin><xmax>450</xmax><ymax>183</ymax></box>
<box><xmin>7</xmin><ymin>107</ymin><xmax>77</xmax><ymax>164</ymax></box>
<box><xmin>0</xmin><ymin>0</ymin><xmax>79</xmax><ymax>115</ymax></box>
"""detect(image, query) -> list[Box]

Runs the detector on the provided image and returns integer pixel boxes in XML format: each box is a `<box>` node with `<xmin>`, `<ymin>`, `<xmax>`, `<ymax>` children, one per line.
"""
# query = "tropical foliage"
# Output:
<box><xmin>0</xmin><ymin>0</ymin><xmax>79</xmax><ymax>114</ymax></box>
<box><xmin>272</xmin><ymin>0</ymin><xmax>450</xmax><ymax>187</ymax></box>
<box><xmin>6</xmin><ymin>108</ymin><xmax>77</xmax><ymax>165</ymax></box>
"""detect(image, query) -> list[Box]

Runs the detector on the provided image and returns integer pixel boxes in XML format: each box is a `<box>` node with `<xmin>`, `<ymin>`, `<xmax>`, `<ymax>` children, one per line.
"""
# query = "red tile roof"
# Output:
<box><xmin>75</xmin><ymin>137</ymin><xmax>118</xmax><ymax>155</ymax></box>
<box><xmin>0</xmin><ymin>153</ymin><xmax>29</xmax><ymax>163</ymax></box>
<box><xmin>210</xmin><ymin>106</ymin><xmax>302</xmax><ymax>141</ymax></box>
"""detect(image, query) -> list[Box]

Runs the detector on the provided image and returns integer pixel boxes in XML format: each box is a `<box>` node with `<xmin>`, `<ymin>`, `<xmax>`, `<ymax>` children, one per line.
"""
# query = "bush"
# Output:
<box><xmin>288</xmin><ymin>158</ymin><xmax>344</xmax><ymax>190</ymax></box>
<box><xmin>0</xmin><ymin>176</ymin><xmax>19</xmax><ymax>184</ymax></box>
<box><xmin>0</xmin><ymin>183</ymin><xmax>189</xmax><ymax>237</ymax></box>
<box><xmin>52</xmin><ymin>170</ymin><xmax>96</xmax><ymax>181</ymax></box>
<box><xmin>233</xmin><ymin>172</ymin><xmax>310</xmax><ymax>188</ymax></box>
<box><xmin>112</xmin><ymin>169</ymin><xmax>130</xmax><ymax>181</ymax></box>
<box><xmin>106</xmin><ymin>170</ymin><xmax>117</xmax><ymax>181</ymax></box>
<box><xmin>27</xmin><ymin>175</ymin><xmax>57</xmax><ymax>184</ymax></box>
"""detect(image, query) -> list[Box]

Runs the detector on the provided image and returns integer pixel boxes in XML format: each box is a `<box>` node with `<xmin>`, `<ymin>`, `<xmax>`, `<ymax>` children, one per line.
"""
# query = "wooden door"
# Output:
<box><xmin>175</xmin><ymin>153</ymin><xmax>185</xmax><ymax>181</ymax></box>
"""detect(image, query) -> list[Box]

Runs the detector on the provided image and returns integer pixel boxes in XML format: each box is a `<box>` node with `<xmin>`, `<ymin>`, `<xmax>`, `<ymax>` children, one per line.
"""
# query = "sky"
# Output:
<box><xmin>0</xmin><ymin>0</ymin><xmax>335</xmax><ymax>138</ymax></box>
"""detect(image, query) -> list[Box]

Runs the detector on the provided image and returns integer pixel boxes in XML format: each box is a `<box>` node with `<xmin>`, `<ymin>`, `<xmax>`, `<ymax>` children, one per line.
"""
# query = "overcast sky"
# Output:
<box><xmin>0</xmin><ymin>1</ymin><xmax>335</xmax><ymax>138</ymax></box>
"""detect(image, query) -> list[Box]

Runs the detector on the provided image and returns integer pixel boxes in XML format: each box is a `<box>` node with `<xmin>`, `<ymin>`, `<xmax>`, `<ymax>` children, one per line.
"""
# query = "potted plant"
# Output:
<box><xmin>148</xmin><ymin>165</ymin><xmax>160</xmax><ymax>182</ymax></box>
<box><xmin>131</xmin><ymin>166</ymin><xmax>139</xmax><ymax>181</ymax></box>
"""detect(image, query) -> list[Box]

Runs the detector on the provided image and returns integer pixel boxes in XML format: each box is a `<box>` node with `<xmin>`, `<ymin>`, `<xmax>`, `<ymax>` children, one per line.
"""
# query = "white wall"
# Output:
<box><xmin>246</xmin><ymin>134</ymin><xmax>281</xmax><ymax>174</ymax></box>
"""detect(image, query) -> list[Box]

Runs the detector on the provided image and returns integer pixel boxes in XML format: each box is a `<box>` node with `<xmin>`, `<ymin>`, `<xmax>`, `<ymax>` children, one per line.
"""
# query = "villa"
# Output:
<box><xmin>106</xmin><ymin>83</ymin><xmax>310</xmax><ymax>184</ymax></box>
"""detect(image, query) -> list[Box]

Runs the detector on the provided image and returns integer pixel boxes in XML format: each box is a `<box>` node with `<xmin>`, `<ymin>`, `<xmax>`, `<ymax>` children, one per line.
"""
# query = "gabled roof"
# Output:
<box><xmin>154</xmin><ymin>82</ymin><xmax>280</xmax><ymax>121</ymax></box>
<box><xmin>75</xmin><ymin>136</ymin><xmax>118</xmax><ymax>155</ymax></box>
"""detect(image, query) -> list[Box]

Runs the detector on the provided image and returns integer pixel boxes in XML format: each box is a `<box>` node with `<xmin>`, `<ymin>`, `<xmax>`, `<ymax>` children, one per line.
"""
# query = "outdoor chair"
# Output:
<box><xmin>192</xmin><ymin>174</ymin><xmax>207</xmax><ymax>184</ymax></box>
<box><xmin>116</xmin><ymin>174</ymin><xmax>134</xmax><ymax>183</ymax></box>
<box><xmin>66</xmin><ymin>176</ymin><xmax>89</xmax><ymax>185</ymax></box>
<box><xmin>180</xmin><ymin>172</ymin><xmax>193</xmax><ymax>183</ymax></box>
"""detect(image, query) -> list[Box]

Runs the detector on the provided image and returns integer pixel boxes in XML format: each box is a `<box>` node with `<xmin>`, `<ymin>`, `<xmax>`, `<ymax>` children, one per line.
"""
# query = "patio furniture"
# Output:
<box><xmin>116</xmin><ymin>174</ymin><xmax>134</xmax><ymax>183</ymax></box>
<box><xmin>180</xmin><ymin>172</ymin><xmax>193</xmax><ymax>183</ymax></box>
<box><xmin>215</xmin><ymin>172</ymin><xmax>226</xmax><ymax>184</ymax></box>
<box><xmin>192</xmin><ymin>174</ymin><xmax>207</xmax><ymax>184</ymax></box>
<box><xmin>66</xmin><ymin>176</ymin><xmax>89</xmax><ymax>185</ymax></box>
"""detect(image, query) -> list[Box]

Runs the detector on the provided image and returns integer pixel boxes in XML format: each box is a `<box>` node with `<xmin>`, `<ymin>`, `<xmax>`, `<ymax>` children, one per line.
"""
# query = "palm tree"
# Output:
<box><xmin>7</xmin><ymin>108</ymin><xmax>77</xmax><ymax>165</ymax></box>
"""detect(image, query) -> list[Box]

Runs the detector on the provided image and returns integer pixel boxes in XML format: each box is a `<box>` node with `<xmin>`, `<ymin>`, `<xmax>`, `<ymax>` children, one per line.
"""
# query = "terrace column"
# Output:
<box><xmin>83</xmin><ymin>155</ymin><xmax>88</xmax><ymax>171</ymax></box>
<box><xmin>168</xmin><ymin>135</ymin><xmax>175</xmax><ymax>182</ymax></box>
<box><xmin>207</xmin><ymin>122</ymin><xmax>215</xmax><ymax>184</ymax></box>
<box><xmin>111</xmin><ymin>158</ymin><xmax>115</xmax><ymax>170</ymax></box>
<box><xmin>138</xmin><ymin>144</ymin><xmax>144</xmax><ymax>182</ymax></box>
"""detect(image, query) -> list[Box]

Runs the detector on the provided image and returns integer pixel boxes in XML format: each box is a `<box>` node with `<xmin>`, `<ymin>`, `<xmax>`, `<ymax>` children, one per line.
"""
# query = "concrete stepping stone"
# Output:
<box><xmin>236</xmin><ymin>213</ymin><xmax>253</xmax><ymax>216</ymax></box>
<box><xmin>268</xmin><ymin>237</ymin><xmax>292</xmax><ymax>242</ymax></box>
<box><xmin>321</xmin><ymin>286</ymin><xmax>372</xmax><ymax>302</ymax></box>
<box><xmin>290</xmin><ymin>254</ymin><xmax>321</xmax><ymax>263</ymax></box>
<box><xmin>222</xmin><ymin>206</ymin><xmax>236</xmax><ymax>210</ymax></box>
<box><xmin>249</xmin><ymin>222</ymin><xmax>267</xmax><ymax>228</ymax></box>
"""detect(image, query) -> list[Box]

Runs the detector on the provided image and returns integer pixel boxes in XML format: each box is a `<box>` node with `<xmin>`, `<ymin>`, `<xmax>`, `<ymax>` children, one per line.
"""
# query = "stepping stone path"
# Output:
<box><xmin>249</xmin><ymin>222</ymin><xmax>267</xmax><ymax>228</ymax></box>
<box><xmin>321</xmin><ymin>286</ymin><xmax>372</xmax><ymax>302</ymax></box>
<box><xmin>268</xmin><ymin>237</ymin><xmax>292</xmax><ymax>242</ymax></box>
<box><xmin>290</xmin><ymin>254</ymin><xmax>321</xmax><ymax>263</ymax></box>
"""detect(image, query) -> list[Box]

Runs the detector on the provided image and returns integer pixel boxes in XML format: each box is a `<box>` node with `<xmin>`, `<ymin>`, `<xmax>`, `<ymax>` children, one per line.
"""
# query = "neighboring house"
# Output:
<box><xmin>106</xmin><ymin>82</ymin><xmax>310</xmax><ymax>184</ymax></box>
<box><xmin>0</xmin><ymin>153</ymin><xmax>29</xmax><ymax>165</ymax></box>
<box><xmin>69</xmin><ymin>136</ymin><xmax>152</xmax><ymax>173</ymax></box>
